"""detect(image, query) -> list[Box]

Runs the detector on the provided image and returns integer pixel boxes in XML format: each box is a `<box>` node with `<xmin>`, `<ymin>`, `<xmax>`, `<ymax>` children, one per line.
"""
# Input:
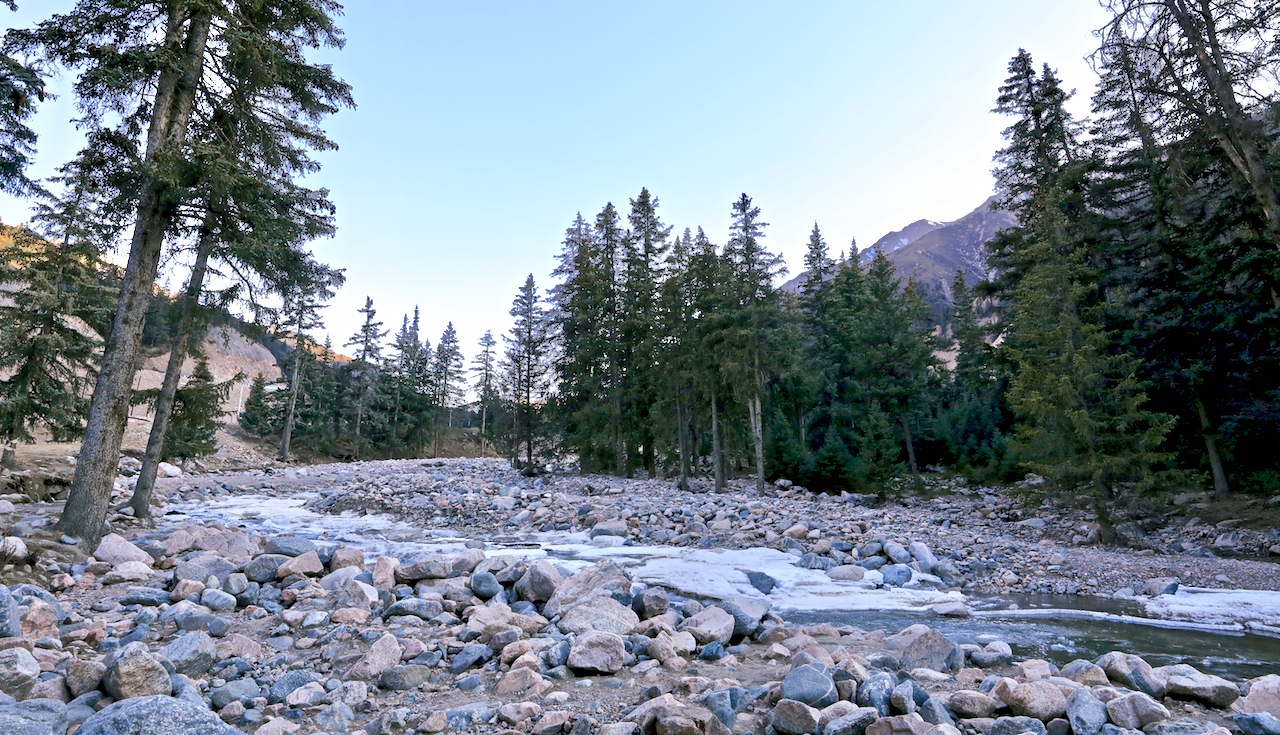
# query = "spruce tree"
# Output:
<box><xmin>238</xmin><ymin>373</ymin><xmax>279</xmax><ymax>437</ymax></box>
<box><xmin>472</xmin><ymin>330</ymin><xmax>498</xmax><ymax>456</ymax></box>
<box><xmin>502</xmin><ymin>275</ymin><xmax>552</xmax><ymax>471</ymax></box>
<box><xmin>343</xmin><ymin>297</ymin><xmax>387</xmax><ymax>460</ymax></box>
<box><xmin>145</xmin><ymin>355</ymin><xmax>237</xmax><ymax>461</ymax></box>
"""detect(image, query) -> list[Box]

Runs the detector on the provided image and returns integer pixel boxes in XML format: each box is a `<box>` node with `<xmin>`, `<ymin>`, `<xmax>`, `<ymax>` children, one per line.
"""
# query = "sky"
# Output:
<box><xmin>0</xmin><ymin>1</ymin><xmax>1112</xmax><ymax>362</ymax></box>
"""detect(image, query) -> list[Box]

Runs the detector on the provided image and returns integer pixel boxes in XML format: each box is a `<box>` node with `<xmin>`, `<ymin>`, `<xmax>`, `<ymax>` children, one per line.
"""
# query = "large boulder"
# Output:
<box><xmin>719</xmin><ymin>596</ymin><xmax>771</xmax><ymax>637</ymax></box>
<box><xmin>343</xmin><ymin>634</ymin><xmax>401</xmax><ymax>681</ymax></box>
<box><xmin>1166</xmin><ymin>670</ymin><xmax>1240</xmax><ymax>708</ymax></box>
<box><xmin>948</xmin><ymin>691</ymin><xmax>998</xmax><ymax>719</ymax></box>
<box><xmin>542</xmin><ymin>559</ymin><xmax>630</xmax><ymax>618</ymax></box>
<box><xmin>0</xmin><ymin>648</ymin><xmax>40</xmax><ymax>700</ymax></box>
<box><xmin>159</xmin><ymin>632</ymin><xmax>216</xmax><ymax>677</ymax></box>
<box><xmin>174</xmin><ymin>555</ymin><xmax>237</xmax><ymax>586</ymax></box>
<box><xmin>103</xmin><ymin>643</ymin><xmax>172</xmax><ymax>700</ymax></box>
<box><xmin>781</xmin><ymin>665</ymin><xmax>839</xmax><ymax>709</ymax></box>
<box><xmin>681</xmin><ymin>606</ymin><xmax>735</xmax><ymax>646</ymax></box>
<box><xmin>0</xmin><ymin>700</ymin><xmax>67</xmax><ymax>735</ymax></box>
<box><xmin>567</xmin><ymin>631</ymin><xmax>625</xmax><ymax>674</ymax></box>
<box><xmin>1241</xmin><ymin>675</ymin><xmax>1280</xmax><ymax>718</ymax></box>
<box><xmin>1096</xmin><ymin>652</ymin><xmax>1167</xmax><ymax>697</ymax></box>
<box><xmin>515</xmin><ymin>561</ymin><xmax>563</xmax><ymax>603</ymax></box>
<box><xmin>1007</xmin><ymin>680</ymin><xmax>1067</xmax><ymax>722</ymax></box>
<box><xmin>899</xmin><ymin>630</ymin><xmax>961</xmax><ymax>673</ymax></box>
<box><xmin>771</xmin><ymin>700</ymin><xmax>821</xmax><ymax>735</ymax></box>
<box><xmin>76</xmin><ymin>696</ymin><xmax>240</xmax><ymax>735</ymax></box>
<box><xmin>1106</xmin><ymin>692</ymin><xmax>1170</xmax><ymax>730</ymax></box>
<box><xmin>558</xmin><ymin>597</ymin><xmax>638</xmax><ymax>636</ymax></box>
<box><xmin>94</xmin><ymin>535</ymin><xmax>153</xmax><ymax>566</ymax></box>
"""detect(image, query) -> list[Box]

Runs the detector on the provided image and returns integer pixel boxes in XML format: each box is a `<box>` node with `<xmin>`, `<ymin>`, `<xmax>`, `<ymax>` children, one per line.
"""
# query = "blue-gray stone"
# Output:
<box><xmin>796</xmin><ymin>553</ymin><xmax>836</xmax><ymax>570</ymax></box>
<box><xmin>858</xmin><ymin>556</ymin><xmax>887</xmax><ymax>570</ymax></box>
<box><xmin>445</xmin><ymin>703</ymin><xmax>494</xmax><ymax>730</ymax></box>
<box><xmin>1067</xmin><ymin>689</ymin><xmax>1109</xmax><ymax>735</ymax></box>
<box><xmin>0</xmin><ymin>587</ymin><xmax>20</xmax><ymax>638</ymax></box>
<box><xmin>119</xmin><ymin>588</ymin><xmax>169</xmax><ymax>607</ymax></box>
<box><xmin>469</xmin><ymin>572</ymin><xmax>502</xmax><ymax>599</ymax></box>
<box><xmin>1145</xmin><ymin>721</ymin><xmax>1216</xmax><ymax>735</ymax></box>
<box><xmin>210</xmin><ymin>678</ymin><xmax>259</xmax><ymax>709</ymax></box>
<box><xmin>242</xmin><ymin>555</ymin><xmax>289</xmax><ymax>584</ymax></box>
<box><xmin>544</xmin><ymin>640</ymin><xmax>570</xmax><ymax>669</ymax></box>
<box><xmin>971</xmin><ymin>650</ymin><xmax>1013</xmax><ymax>668</ymax></box>
<box><xmin>448</xmin><ymin>643</ymin><xmax>493</xmax><ymax>674</ymax></box>
<box><xmin>1233</xmin><ymin>714</ymin><xmax>1280</xmax><ymax>735</ymax></box>
<box><xmin>0</xmin><ymin>699</ymin><xmax>66</xmax><ymax>735</ymax></box>
<box><xmin>856</xmin><ymin>672</ymin><xmax>896</xmax><ymax>716</ymax></box>
<box><xmin>825</xmin><ymin>708</ymin><xmax>880</xmax><ymax>735</ymax></box>
<box><xmin>76</xmin><ymin>696</ymin><xmax>239</xmax><ymax>735</ymax></box>
<box><xmin>780</xmin><ymin>663</ymin><xmax>838</xmax><ymax>709</ymax></box>
<box><xmin>379</xmin><ymin>665</ymin><xmax>432</xmax><ymax>691</ymax></box>
<box><xmin>264</xmin><ymin>538</ymin><xmax>315</xmax><ymax>558</ymax></box>
<box><xmin>457</xmin><ymin>674</ymin><xmax>481</xmax><ymax>691</ymax></box>
<box><xmin>699</xmin><ymin>642</ymin><xmax>724</xmax><ymax>661</ymax></box>
<box><xmin>881</xmin><ymin>564</ymin><xmax>912</xmax><ymax>587</ymax></box>
<box><xmin>891</xmin><ymin>681</ymin><xmax>918</xmax><ymax>714</ymax></box>
<box><xmin>266</xmin><ymin>670</ymin><xmax>321</xmax><ymax>704</ymax></box>
<box><xmin>701</xmin><ymin>689</ymin><xmax>734</xmax><ymax>729</ymax></box>
<box><xmin>317</xmin><ymin>703</ymin><xmax>353</xmax><ymax>733</ymax></box>
<box><xmin>920</xmin><ymin>696</ymin><xmax>954</xmax><ymax>726</ymax></box>
<box><xmin>175</xmin><ymin>557</ymin><xmax>237</xmax><ymax>586</ymax></box>
<box><xmin>383</xmin><ymin>598</ymin><xmax>443</xmax><ymax>620</ymax></box>
<box><xmin>744</xmin><ymin>571</ymin><xmax>776</xmax><ymax>595</ymax></box>
<box><xmin>990</xmin><ymin>716</ymin><xmax>1049</xmax><ymax>735</ymax></box>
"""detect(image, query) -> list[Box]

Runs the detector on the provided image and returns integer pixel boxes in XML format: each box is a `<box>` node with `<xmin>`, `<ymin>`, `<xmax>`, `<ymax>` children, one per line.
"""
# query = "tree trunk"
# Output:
<box><xmin>1093</xmin><ymin>490</ymin><xmax>1116</xmax><ymax>545</ymax></box>
<box><xmin>479</xmin><ymin>403</ymin><xmax>488</xmax><ymax>457</ymax></box>
<box><xmin>1</xmin><ymin>440</ymin><xmax>15</xmax><ymax>470</ymax></box>
<box><xmin>1195</xmin><ymin>393</ymin><xmax>1231</xmax><ymax>499</ymax></box>
<box><xmin>674</xmin><ymin>396</ymin><xmax>690</xmax><ymax>492</ymax></box>
<box><xmin>748</xmin><ymin>393</ymin><xmax>765</xmax><ymax>496</ymax></box>
<box><xmin>278</xmin><ymin>333</ymin><xmax>303</xmax><ymax>463</ymax></box>
<box><xmin>56</xmin><ymin>4</ymin><xmax>212</xmax><ymax>548</ymax></box>
<box><xmin>900</xmin><ymin>411</ymin><xmax>922</xmax><ymax>488</ymax></box>
<box><xmin>711</xmin><ymin>390</ymin><xmax>725</xmax><ymax>492</ymax></box>
<box><xmin>131</xmin><ymin>214</ymin><xmax>216</xmax><ymax>521</ymax></box>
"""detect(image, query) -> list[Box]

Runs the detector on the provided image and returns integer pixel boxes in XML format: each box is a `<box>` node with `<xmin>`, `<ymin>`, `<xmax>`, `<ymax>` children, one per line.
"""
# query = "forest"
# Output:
<box><xmin>0</xmin><ymin>1</ymin><xmax>1278</xmax><ymax>549</ymax></box>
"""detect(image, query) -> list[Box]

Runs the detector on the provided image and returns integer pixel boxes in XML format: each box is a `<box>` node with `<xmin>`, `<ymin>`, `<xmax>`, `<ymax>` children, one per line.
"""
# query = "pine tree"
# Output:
<box><xmin>502</xmin><ymin>275</ymin><xmax>552</xmax><ymax>471</ymax></box>
<box><xmin>430</xmin><ymin>322</ymin><xmax>465</xmax><ymax>454</ymax></box>
<box><xmin>472</xmin><ymin>330</ymin><xmax>498</xmax><ymax>456</ymax></box>
<box><xmin>146</xmin><ymin>355</ymin><xmax>237</xmax><ymax>461</ymax></box>
<box><xmin>0</xmin><ymin>1</ymin><xmax>43</xmax><ymax>198</ymax></box>
<box><xmin>343</xmin><ymin>297</ymin><xmax>388</xmax><ymax>459</ymax></box>
<box><xmin>238</xmin><ymin>373</ymin><xmax>279</xmax><ymax>437</ymax></box>
<box><xmin>0</xmin><ymin>226</ymin><xmax>115</xmax><ymax>467</ymax></box>
<box><xmin>620</xmin><ymin>188</ymin><xmax>671</xmax><ymax>477</ymax></box>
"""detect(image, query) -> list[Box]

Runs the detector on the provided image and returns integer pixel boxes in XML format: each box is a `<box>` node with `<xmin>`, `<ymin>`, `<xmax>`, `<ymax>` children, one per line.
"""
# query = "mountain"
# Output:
<box><xmin>782</xmin><ymin>196</ymin><xmax>1016</xmax><ymax>316</ymax></box>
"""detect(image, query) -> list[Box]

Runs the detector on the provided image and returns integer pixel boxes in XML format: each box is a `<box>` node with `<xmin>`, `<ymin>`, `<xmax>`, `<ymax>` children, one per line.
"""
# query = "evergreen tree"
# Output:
<box><xmin>343</xmin><ymin>296</ymin><xmax>388</xmax><ymax>459</ymax></box>
<box><xmin>145</xmin><ymin>355</ymin><xmax>238</xmax><ymax>461</ymax></box>
<box><xmin>472</xmin><ymin>329</ymin><xmax>498</xmax><ymax>456</ymax></box>
<box><xmin>0</xmin><ymin>1</ymin><xmax>44</xmax><ymax>197</ymax></box>
<box><xmin>238</xmin><ymin>373</ymin><xmax>279</xmax><ymax>437</ymax></box>
<box><xmin>502</xmin><ymin>275</ymin><xmax>552</xmax><ymax>471</ymax></box>
<box><xmin>430</xmin><ymin>321</ymin><xmax>465</xmax><ymax>453</ymax></box>
<box><xmin>620</xmin><ymin>187</ymin><xmax>671</xmax><ymax>477</ymax></box>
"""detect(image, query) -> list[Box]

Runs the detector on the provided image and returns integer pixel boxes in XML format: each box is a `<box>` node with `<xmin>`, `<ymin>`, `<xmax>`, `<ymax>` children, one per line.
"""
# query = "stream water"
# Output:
<box><xmin>164</xmin><ymin>492</ymin><xmax>1280</xmax><ymax>681</ymax></box>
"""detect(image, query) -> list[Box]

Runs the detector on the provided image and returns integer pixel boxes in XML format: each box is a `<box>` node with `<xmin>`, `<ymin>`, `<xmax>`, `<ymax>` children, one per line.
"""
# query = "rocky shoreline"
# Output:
<box><xmin>0</xmin><ymin>457</ymin><xmax>1276</xmax><ymax>735</ymax></box>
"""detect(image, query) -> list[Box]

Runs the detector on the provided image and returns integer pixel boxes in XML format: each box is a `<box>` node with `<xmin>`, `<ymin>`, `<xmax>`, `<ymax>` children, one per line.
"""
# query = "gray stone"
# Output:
<box><xmin>745</xmin><ymin>570</ymin><xmax>777</xmax><ymax>595</ymax></box>
<box><xmin>0</xmin><ymin>648</ymin><xmax>39</xmax><ymax>700</ymax></box>
<box><xmin>825</xmin><ymin>708</ymin><xmax>880</xmax><ymax>735</ymax></box>
<box><xmin>1142</xmin><ymin>578</ymin><xmax>1179</xmax><ymax>597</ymax></box>
<box><xmin>899</xmin><ymin>630</ymin><xmax>961</xmax><ymax>673</ymax></box>
<box><xmin>559</xmin><ymin>596</ymin><xmax>639</xmax><ymax>636</ymax></box>
<box><xmin>782</xmin><ymin>664</ymin><xmax>839</xmax><ymax>709</ymax></box>
<box><xmin>316</xmin><ymin>702</ymin><xmax>354</xmax><ymax>733</ymax></box>
<box><xmin>908</xmin><ymin>542</ymin><xmax>938</xmax><ymax>573</ymax></box>
<box><xmin>1007</xmin><ymin>680</ymin><xmax>1067</xmax><ymax>721</ymax></box>
<box><xmin>449</xmin><ymin>643</ymin><xmax>493</xmax><ymax>674</ymax></box>
<box><xmin>772</xmin><ymin>699</ymin><xmax>821</xmax><ymax>735</ymax></box>
<box><xmin>77</xmin><ymin>696</ymin><xmax>240</xmax><ymax>735</ymax></box>
<box><xmin>542</xmin><ymin>558</ymin><xmax>630</xmax><ymax>618</ymax></box>
<box><xmin>1145</xmin><ymin>720</ymin><xmax>1216</xmax><ymax>735</ymax></box>
<box><xmin>378</xmin><ymin>665</ymin><xmax>432</xmax><ymax>691</ymax></box>
<box><xmin>210</xmin><ymin>678</ymin><xmax>259</xmax><ymax>709</ymax></box>
<box><xmin>949</xmin><ymin>691</ymin><xmax>998</xmax><ymax>719</ymax></box>
<box><xmin>469</xmin><ymin>572</ymin><xmax>502</xmax><ymax>599</ymax></box>
<box><xmin>266</xmin><ymin>670</ymin><xmax>321</xmax><ymax>704</ymax></box>
<box><xmin>382</xmin><ymin>598</ymin><xmax>443</xmax><ymax>620</ymax></box>
<box><xmin>0</xmin><ymin>699</ymin><xmax>66</xmax><ymax>735</ymax></box>
<box><xmin>65</xmin><ymin>660</ymin><xmax>106</xmax><ymax>698</ymax></box>
<box><xmin>0</xmin><ymin>587</ymin><xmax>21</xmax><ymax>638</ymax></box>
<box><xmin>199</xmin><ymin>589</ymin><xmax>236</xmax><ymax>612</ymax></box>
<box><xmin>158</xmin><ymin>632</ymin><xmax>216</xmax><ymax>676</ymax></box>
<box><xmin>970</xmin><ymin>650</ymin><xmax>1013</xmax><ymax>668</ymax></box>
<box><xmin>891</xmin><ymin>682</ymin><xmax>918</xmax><ymax>715</ymax></box>
<box><xmin>719</xmin><ymin>596</ymin><xmax>771</xmax><ymax>638</ymax></box>
<box><xmin>264</xmin><ymin>537</ymin><xmax>315</xmax><ymax>557</ymax></box>
<box><xmin>1232</xmin><ymin>713</ymin><xmax>1280</xmax><ymax>735</ymax></box>
<box><xmin>241</xmin><ymin>554</ymin><xmax>289</xmax><ymax>583</ymax></box>
<box><xmin>989</xmin><ymin>716</ymin><xmax>1048</xmax><ymax>735</ymax></box>
<box><xmin>1106</xmin><ymin>692</ymin><xmax>1169</xmax><ymax>730</ymax></box>
<box><xmin>919</xmin><ymin>698</ymin><xmax>953</xmax><ymax>727</ymax></box>
<box><xmin>103</xmin><ymin>642</ymin><xmax>172</xmax><ymax>700</ymax></box>
<box><xmin>884</xmin><ymin>542</ymin><xmax>912</xmax><ymax>565</ymax></box>
<box><xmin>1096</xmin><ymin>652</ymin><xmax>1167</xmax><ymax>698</ymax></box>
<box><xmin>881</xmin><ymin>565</ymin><xmax>913</xmax><ymax>587</ymax></box>
<box><xmin>514</xmin><ymin>560</ymin><xmax>563</xmax><ymax>603</ymax></box>
<box><xmin>445</xmin><ymin>703</ymin><xmax>496</xmax><ymax>730</ymax></box>
<box><xmin>1066</xmin><ymin>688</ymin><xmax>1109</xmax><ymax>735</ymax></box>
<box><xmin>681</xmin><ymin>605</ymin><xmax>736</xmax><ymax>645</ymax></box>
<box><xmin>857</xmin><ymin>673</ymin><xmax>897</xmax><ymax>717</ymax></box>
<box><xmin>567</xmin><ymin>631</ymin><xmax>625</xmax><ymax>674</ymax></box>
<box><xmin>590</xmin><ymin>520</ymin><xmax>628</xmax><ymax>538</ymax></box>
<box><xmin>174</xmin><ymin>556</ymin><xmax>237</xmax><ymax>586</ymax></box>
<box><xmin>119</xmin><ymin>588</ymin><xmax>170</xmax><ymax>607</ymax></box>
<box><xmin>632</xmin><ymin>588</ymin><xmax>669</xmax><ymax>620</ymax></box>
<box><xmin>1061</xmin><ymin>660</ymin><xmax>1109</xmax><ymax>686</ymax></box>
<box><xmin>1166</xmin><ymin>671</ymin><xmax>1240</xmax><ymax>708</ymax></box>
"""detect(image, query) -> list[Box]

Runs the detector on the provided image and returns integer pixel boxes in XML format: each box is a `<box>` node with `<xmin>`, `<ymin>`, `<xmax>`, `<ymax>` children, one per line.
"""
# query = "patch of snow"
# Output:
<box><xmin>1140</xmin><ymin>587</ymin><xmax>1280</xmax><ymax>629</ymax></box>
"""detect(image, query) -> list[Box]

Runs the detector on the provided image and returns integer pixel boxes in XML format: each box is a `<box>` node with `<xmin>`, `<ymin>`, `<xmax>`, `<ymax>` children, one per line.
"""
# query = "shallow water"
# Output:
<box><xmin>168</xmin><ymin>492</ymin><xmax>1280</xmax><ymax>681</ymax></box>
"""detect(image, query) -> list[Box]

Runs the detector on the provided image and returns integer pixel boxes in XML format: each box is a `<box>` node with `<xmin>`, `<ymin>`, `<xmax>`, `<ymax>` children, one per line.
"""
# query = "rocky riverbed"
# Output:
<box><xmin>0</xmin><ymin>457</ymin><xmax>1277</xmax><ymax>735</ymax></box>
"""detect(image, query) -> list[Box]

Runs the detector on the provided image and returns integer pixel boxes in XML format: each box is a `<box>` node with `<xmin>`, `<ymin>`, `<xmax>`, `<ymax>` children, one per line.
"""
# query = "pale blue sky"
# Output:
<box><xmin>1</xmin><ymin>1</ymin><xmax>1110</xmax><ymax>360</ymax></box>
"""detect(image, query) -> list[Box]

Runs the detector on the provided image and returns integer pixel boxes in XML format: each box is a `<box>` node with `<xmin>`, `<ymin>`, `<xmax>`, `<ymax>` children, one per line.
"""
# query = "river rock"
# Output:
<box><xmin>824</xmin><ymin>707</ymin><xmax>880</xmax><ymax>735</ymax></box>
<box><xmin>949</xmin><ymin>691</ymin><xmax>998</xmax><ymax>719</ymax></box>
<box><xmin>102</xmin><ymin>562</ymin><xmax>153</xmax><ymax>585</ymax></box>
<box><xmin>77</xmin><ymin>695</ymin><xmax>240</xmax><ymax>735</ymax></box>
<box><xmin>329</xmin><ymin>547</ymin><xmax>365</xmax><ymax>571</ymax></box>
<box><xmin>781</xmin><ymin>664</ymin><xmax>839</xmax><ymax>709</ymax></box>
<box><xmin>275</xmin><ymin>550</ymin><xmax>322</xmax><ymax>578</ymax></box>
<box><xmin>867</xmin><ymin>714</ymin><xmax>931</xmax><ymax>735</ymax></box>
<box><xmin>881</xmin><ymin>565</ymin><xmax>913</xmax><ymax>587</ymax></box>
<box><xmin>0</xmin><ymin>648</ymin><xmax>39</xmax><ymax>700</ymax></box>
<box><xmin>720</xmin><ymin>596</ymin><xmax>771</xmax><ymax>637</ymax></box>
<box><xmin>0</xmin><ymin>587</ymin><xmax>20</xmax><ymax>638</ymax></box>
<box><xmin>567</xmin><ymin>631</ymin><xmax>625</xmax><ymax>673</ymax></box>
<box><xmin>494</xmin><ymin>667</ymin><xmax>545</xmax><ymax>696</ymax></box>
<box><xmin>989</xmin><ymin>716</ymin><xmax>1048</xmax><ymax>735</ymax></box>
<box><xmin>829</xmin><ymin>566</ymin><xmax>866</xmax><ymax>581</ymax></box>
<box><xmin>682</xmin><ymin>606</ymin><xmax>735</xmax><ymax>645</ymax></box>
<box><xmin>210</xmin><ymin>678</ymin><xmax>259</xmax><ymax>709</ymax></box>
<box><xmin>449</xmin><ymin>643</ymin><xmax>494</xmax><ymax>674</ymax></box>
<box><xmin>382</xmin><ymin>598</ymin><xmax>443</xmax><ymax>620</ymax></box>
<box><xmin>344</xmin><ymin>633</ymin><xmax>402</xmax><ymax>680</ymax></box>
<box><xmin>159</xmin><ymin>632</ymin><xmax>216</xmax><ymax>676</ymax></box>
<box><xmin>469</xmin><ymin>572</ymin><xmax>501</xmax><ymax>599</ymax></box>
<box><xmin>515</xmin><ymin>560</ymin><xmax>563</xmax><ymax>603</ymax></box>
<box><xmin>0</xmin><ymin>699</ymin><xmax>67</xmax><ymax>735</ymax></box>
<box><xmin>1106</xmin><ymin>692</ymin><xmax>1170</xmax><ymax>730</ymax></box>
<box><xmin>899</xmin><ymin>630</ymin><xmax>960</xmax><ymax>673</ymax></box>
<box><xmin>1095</xmin><ymin>652</ymin><xmax>1166</xmax><ymax>697</ymax></box>
<box><xmin>559</xmin><ymin>597</ymin><xmax>638</xmax><ymax>636</ymax></box>
<box><xmin>1232</xmin><ymin>713</ymin><xmax>1280</xmax><ymax>735</ymax></box>
<box><xmin>94</xmin><ymin>535</ymin><xmax>153</xmax><ymax>566</ymax></box>
<box><xmin>266</xmin><ymin>670</ymin><xmax>322</xmax><ymax>704</ymax></box>
<box><xmin>1060</xmin><ymin>660</ymin><xmax>1109</xmax><ymax>686</ymax></box>
<box><xmin>632</xmin><ymin>588</ymin><xmax>669</xmax><ymax>620</ymax></box>
<box><xmin>174</xmin><ymin>555</ymin><xmax>237</xmax><ymax>586</ymax></box>
<box><xmin>103</xmin><ymin>643</ymin><xmax>172</xmax><ymax>700</ymax></box>
<box><xmin>1166</xmin><ymin>670</ymin><xmax>1240</xmax><ymax>707</ymax></box>
<box><xmin>264</xmin><ymin>537</ymin><xmax>315</xmax><ymax>557</ymax></box>
<box><xmin>1241</xmin><ymin>675</ymin><xmax>1280</xmax><ymax>718</ymax></box>
<box><xmin>1008</xmin><ymin>680</ymin><xmax>1067</xmax><ymax>721</ymax></box>
<box><xmin>857</xmin><ymin>673</ymin><xmax>897</xmax><ymax>716</ymax></box>
<box><xmin>771</xmin><ymin>699</ymin><xmax>820</xmax><ymax>735</ymax></box>
<box><xmin>908</xmin><ymin>542</ymin><xmax>937</xmax><ymax>573</ymax></box>
<box><xmin>65</xmin><ymin>660</ymin><xmax>106</xmax><ymax>698</ymax></box>
<box><xmin>394</xmin><ymin>557</ymin><xmax>449</xmax><ymax>582</ymax></box>
<box><xmin>1066</xmin><ymin>688</ymin><xmax>1109</xmax><ymax>735</ymax></box>
<box><xmin>1142</xmin><ymin>578</ymin><xmax>1179</xmax><ymax>596</ymax></box>
<box><xmin>542</xmin><ymin>559</ymin><xmax>630</xmax><ymax>618</ymax></box>
<box><xmin>378</xmin><ymin>665</ymin><xmax>432</xmax><ymax>691</ymax></box>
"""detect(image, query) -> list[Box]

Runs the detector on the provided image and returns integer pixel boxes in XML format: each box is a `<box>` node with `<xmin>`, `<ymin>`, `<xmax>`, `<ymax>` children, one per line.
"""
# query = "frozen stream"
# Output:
<box><xmin>164</xmin><ymin>492</ymin><xmax>1280</xmax><ymax>680</ymax></box>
